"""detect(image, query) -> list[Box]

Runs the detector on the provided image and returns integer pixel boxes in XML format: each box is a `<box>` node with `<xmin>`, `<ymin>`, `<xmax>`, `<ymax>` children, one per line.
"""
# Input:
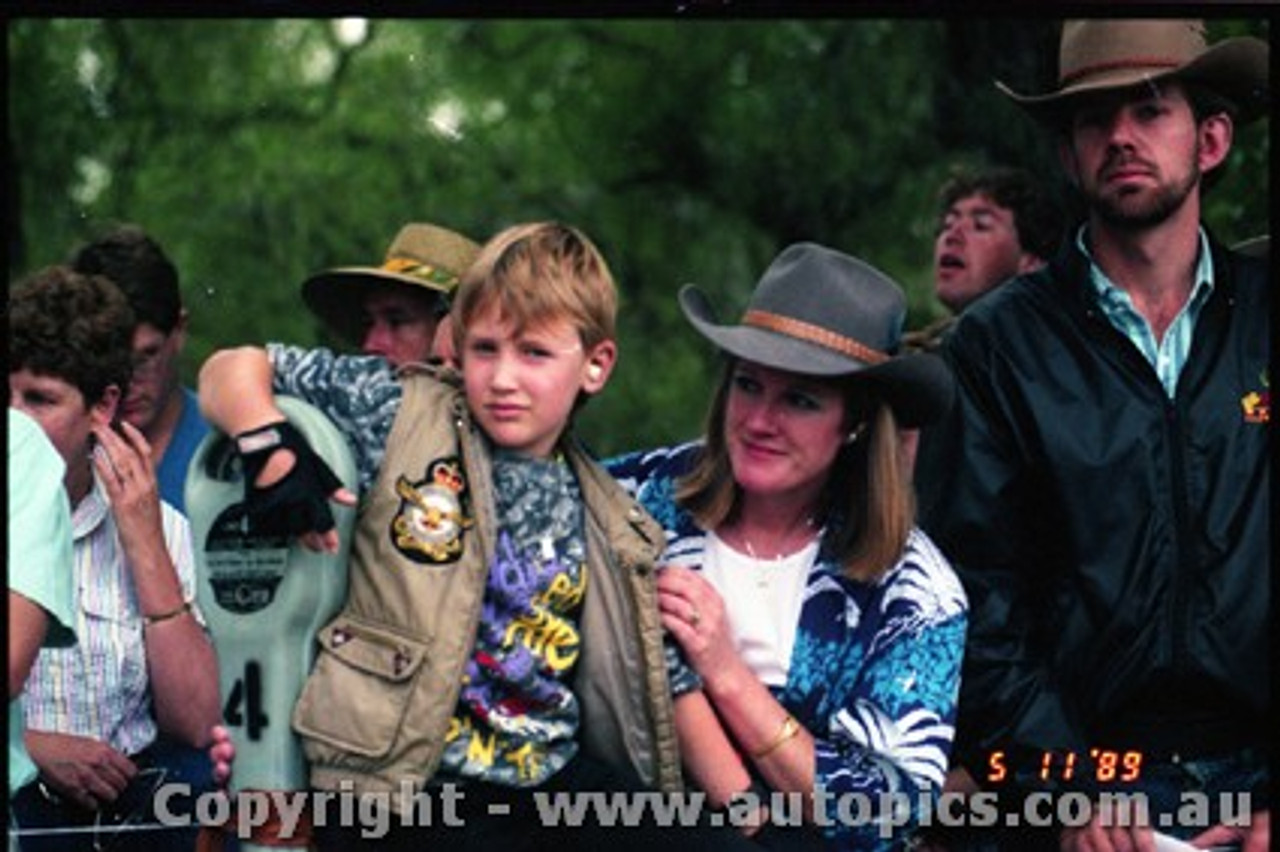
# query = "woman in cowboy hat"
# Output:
<box><xmin>608</xmin><ymin>243</ymin><xmax>966</xmax><ymax>851</ymax></box>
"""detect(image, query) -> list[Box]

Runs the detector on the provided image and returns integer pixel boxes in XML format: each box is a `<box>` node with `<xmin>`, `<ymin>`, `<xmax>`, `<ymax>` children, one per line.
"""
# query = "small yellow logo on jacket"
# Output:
<box><xmin>1241</xmin><ymin>370</ymin><xmax>1269</xmax><ymax>424</ymax></box>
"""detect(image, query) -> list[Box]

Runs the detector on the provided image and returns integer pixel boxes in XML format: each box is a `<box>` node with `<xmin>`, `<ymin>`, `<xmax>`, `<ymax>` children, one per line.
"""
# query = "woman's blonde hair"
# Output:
<box><xmin>676</xmin><ymin>359</ymin><xmax>916</xmax><ymax>582</ymax></box>
<box><xmin>452</xmin><ymin>222</ymin><xmax>617</xmax><ymax>352</ymax></box>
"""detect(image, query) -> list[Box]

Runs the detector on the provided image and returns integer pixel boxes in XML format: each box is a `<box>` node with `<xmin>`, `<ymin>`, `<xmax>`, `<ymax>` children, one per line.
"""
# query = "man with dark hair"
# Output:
<box><xmin>933</xmin><ymin>166</ymin><xmax>1063</xmax><ymax>312</ymax></box>
<box><xmin>300</xmin><ymin>222</ymin><xmax>481</xmax><ymax>368</ymax></box>
<box><xmin>906</xmin><ymin>166</ymin><xmax>1064</xmax><ymax>353</ymax></box>
<box><xmin>917</xmin><ymin>19</ymin><xmax>1269</xmax><ymax>852</ymax></box>
<box><xmin>70</xmin><ymin>225</ymin><xmax>209</xmax><ymax>514</ymax></box>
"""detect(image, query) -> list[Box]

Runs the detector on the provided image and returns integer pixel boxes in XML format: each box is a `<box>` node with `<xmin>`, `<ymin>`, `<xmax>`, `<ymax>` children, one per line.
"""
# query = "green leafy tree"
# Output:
<box><xmin>8</xmin><ymin>17</ymin><xmax>1268</xmax><ymax>455</ymax></box>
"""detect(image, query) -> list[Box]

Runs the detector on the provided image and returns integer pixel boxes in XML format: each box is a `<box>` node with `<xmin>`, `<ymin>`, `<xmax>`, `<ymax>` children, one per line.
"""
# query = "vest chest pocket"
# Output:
<box><xmin>293</xmin><ymin>615</ymin><xmax>428</xmax><ymax>759</ymax></box>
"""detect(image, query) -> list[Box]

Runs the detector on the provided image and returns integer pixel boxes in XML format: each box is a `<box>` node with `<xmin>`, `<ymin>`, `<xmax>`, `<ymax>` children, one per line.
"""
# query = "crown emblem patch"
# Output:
<box><xmin>390</xmin><ymin>457</ymin><xmax>473</xmax><ymax>564</ymax></box>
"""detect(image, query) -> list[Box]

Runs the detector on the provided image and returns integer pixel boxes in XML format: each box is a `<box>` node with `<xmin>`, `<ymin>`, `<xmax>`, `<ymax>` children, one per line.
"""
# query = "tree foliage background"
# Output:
<box><xmin>7</xmin><ymin>17</ymin><xmax>1269</xmax><ymax>456</ymax></box>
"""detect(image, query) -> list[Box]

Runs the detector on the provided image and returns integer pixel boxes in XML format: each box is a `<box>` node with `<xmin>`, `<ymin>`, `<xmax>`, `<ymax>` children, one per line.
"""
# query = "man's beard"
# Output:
<box><xmin>1088</xmin><ymin>157</ymin><xmax>1200</xmax><ymax>232</ymax></box>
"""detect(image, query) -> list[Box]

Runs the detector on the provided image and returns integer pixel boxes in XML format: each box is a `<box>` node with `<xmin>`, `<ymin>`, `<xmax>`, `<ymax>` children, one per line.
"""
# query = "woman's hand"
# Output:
<box><xmin>657</xmin><ymin>566</ymin><xmax>745</xmax><ymax>687</ymax></box>
<box><xmin>91</xmin><ymin>421</ymin><xmax>166</xmax><ymax>567</ymax></box>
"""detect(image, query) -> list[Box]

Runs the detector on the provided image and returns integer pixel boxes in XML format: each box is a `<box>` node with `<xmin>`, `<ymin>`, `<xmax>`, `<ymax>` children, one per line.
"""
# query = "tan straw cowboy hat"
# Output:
<box><xmin>997</xmin><ymin>19</ymin><xmax>1269</xmax><ymax>126</ymax></box>
<box><xmin>680</xmin><ymin>243</ymin><xmax>954</xmax><ymax>428</ymax></box>
<box><xmin>302</xmin><ymin>223</ymin><xmax>481</xmax><ymax>344</ymax></box>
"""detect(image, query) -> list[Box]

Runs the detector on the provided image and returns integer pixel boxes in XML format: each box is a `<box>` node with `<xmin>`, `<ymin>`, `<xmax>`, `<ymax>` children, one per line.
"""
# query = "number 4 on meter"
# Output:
<box><xmin>223</xmin><ymin>660</ymin><xmax>269</xmax><ymax>740</ymax></box>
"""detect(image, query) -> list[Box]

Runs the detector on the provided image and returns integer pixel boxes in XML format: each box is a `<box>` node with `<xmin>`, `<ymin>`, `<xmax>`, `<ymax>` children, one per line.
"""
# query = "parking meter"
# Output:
<box><xmin>186</xmin><ymin>396</ymin><xmax>356</xmax><ymax>847</ymax></box>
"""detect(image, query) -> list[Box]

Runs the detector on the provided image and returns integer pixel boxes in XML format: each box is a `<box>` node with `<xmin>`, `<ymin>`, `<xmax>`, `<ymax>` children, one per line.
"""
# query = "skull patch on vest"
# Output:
<box><xmin>390</xmin><ymin>457</ymin><xmax>473</xmax><ymax>564</ymax></box>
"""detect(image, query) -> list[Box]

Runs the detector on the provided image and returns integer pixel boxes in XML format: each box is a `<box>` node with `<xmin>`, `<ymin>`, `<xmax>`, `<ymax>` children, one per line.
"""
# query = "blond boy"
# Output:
<box><xmin>199</xmin><ymin>223</ymin><xmax>749</xmax><ymax>851</ymax></box>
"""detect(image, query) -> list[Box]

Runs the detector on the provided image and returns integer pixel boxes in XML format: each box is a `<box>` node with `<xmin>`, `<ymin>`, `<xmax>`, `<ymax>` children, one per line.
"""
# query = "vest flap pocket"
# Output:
<box><xmin>293</xmin><ymin>616</ymin><xmax>428</xmax><ymax>759</ymax></box>
<box><xmin>319</xmin><ymin>619</ymin><xmax>426</xmax><ymax>681</ymax></box>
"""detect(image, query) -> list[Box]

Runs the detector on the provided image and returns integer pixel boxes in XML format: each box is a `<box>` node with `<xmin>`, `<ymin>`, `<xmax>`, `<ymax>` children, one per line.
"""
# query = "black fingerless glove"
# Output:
<box><xmin>235</xmin><ymin>420</ymin><xmax>343</xmax><ymax>537</ymax></box>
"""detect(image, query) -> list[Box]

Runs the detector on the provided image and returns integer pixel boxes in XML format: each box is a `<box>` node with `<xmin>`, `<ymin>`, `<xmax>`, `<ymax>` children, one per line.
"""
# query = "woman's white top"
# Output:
<box><xmin>702</xmin><ymin>530</ymin><xmax>818</xmax><ymax>687</ymax></box>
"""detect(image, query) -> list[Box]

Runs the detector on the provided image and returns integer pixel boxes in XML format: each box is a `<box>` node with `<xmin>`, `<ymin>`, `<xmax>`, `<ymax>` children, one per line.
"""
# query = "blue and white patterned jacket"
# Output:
<box><xmin>607</xmin><ymin>441</ymin><xmax>968</xmax><ymax>850</ymax></box>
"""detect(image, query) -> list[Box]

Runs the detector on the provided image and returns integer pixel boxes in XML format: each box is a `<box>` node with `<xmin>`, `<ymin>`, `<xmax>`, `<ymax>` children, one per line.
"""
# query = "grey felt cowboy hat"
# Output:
<box><xmin>680</xmin><ymin>243</ymin><xmax>954</xmax><ymax>428</ymax></box>
<box><xmin>997</xmin><ymin>19</ymin><xmax>1269</xmax><ymax>126</ymax></box>
<box><xmin>302</xmin><ymin>223</ymin><xmax>481</xmax><ymax>344</ymax></box>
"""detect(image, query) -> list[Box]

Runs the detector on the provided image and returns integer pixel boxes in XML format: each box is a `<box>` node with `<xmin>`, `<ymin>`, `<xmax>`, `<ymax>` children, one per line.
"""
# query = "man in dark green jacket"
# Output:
<box><xmin>917</xmin><ymin>19</ymin><xmax>1269</xmax><ymax>852</ymax></box>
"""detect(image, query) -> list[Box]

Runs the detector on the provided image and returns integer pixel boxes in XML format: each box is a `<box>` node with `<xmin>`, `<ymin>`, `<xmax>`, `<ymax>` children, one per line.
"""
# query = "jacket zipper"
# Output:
<box><xmin>580</xmin><ymin>456</ymin><xmax>674</xmax><ymax>791</ymax></box>
<box><xmin>1164</xmin><ymin>387</ymin><xmax>1193</xmax><ymax>682</ymax></box>
<box><xmin>1085</xmin><ymin>302</ymin><xmax>1190</xmax><ymax>677</ymax></box>
<box><xmin>425</xmin><ymin>413</ymin><xmax>496</xmax><ymax>765</ymax></box>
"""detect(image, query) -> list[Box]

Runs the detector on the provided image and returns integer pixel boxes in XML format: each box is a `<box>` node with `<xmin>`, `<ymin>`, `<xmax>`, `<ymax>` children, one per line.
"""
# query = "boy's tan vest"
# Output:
<box><xmin>291</xmin><ymin>371</ymin><xmax>681</xmax><ymax>806</ymax></box>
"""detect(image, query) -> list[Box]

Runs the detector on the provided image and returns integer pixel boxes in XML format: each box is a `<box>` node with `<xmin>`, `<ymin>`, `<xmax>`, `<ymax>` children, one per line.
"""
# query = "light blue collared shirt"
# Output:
<box><xmin>1077</xmin><ymin>226</ymin><xmax>1214</xmax><ymax>398</ymax></box>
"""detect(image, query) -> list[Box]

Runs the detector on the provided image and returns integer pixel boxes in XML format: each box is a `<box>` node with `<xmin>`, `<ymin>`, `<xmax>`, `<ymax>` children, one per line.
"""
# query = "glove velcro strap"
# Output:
<box><xmin>234</xmin><ymin>420</ymin><xmax>343</xmax><ymax>537</ymax></box>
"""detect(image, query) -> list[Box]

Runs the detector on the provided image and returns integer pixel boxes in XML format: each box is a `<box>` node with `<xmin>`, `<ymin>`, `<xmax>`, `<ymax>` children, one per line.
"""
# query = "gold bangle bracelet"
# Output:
<box><xmin>753</xmin><ymin>714</ymin><xmax>800</xmax><ymax>759</ymax></box>
<box><xmin>142</xmin><ymin>600</ymin><xmax>192</xmax><ymax>626</ymax></box>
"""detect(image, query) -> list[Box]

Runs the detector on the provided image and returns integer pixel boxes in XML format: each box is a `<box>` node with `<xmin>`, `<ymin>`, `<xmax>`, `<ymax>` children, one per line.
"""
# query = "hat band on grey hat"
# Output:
<box><xmin>679</xmin><ymin>242</ymin><xmax>954</xmax><ymax>428</ymax></box>
<box><xmin>743</xmin><ymin>309</ymin><xmax>891</xmax><ymax>367</ymax></box>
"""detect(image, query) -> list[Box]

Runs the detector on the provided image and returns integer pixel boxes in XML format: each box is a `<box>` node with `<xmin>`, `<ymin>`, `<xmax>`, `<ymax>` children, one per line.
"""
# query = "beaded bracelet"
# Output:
<box><xmin>143</xmin><ymin>600</ymin><xmax>192</xmax><ymax>626</ymax></box>
<box><xmin>753</xmin><ymin>714</ymin><xmax>800</xmax><ymax>759</ymax></box>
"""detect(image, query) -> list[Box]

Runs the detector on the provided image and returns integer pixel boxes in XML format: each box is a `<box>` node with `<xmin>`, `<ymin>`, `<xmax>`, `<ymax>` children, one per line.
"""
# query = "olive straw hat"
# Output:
<box><xmin>679</xmin><ymin>243</ymin><xmax>954</xmax><ymax>428</ymax></box>
<box><xmin>302</xmin><ymin>223</ymin><xmax>481</xmax><ymax>345</ymax></box>
<box><xmin>996</xmin><ymin>19</ymin><xmax>1269</xmax><ymax>127</ymax></box>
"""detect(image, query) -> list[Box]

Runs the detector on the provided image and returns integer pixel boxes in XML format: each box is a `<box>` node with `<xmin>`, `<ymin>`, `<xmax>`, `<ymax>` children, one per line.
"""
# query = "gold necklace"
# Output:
<box><xmin>739</xmin><ymin>519</ymin><xmax>817</xmax><ymax>590</ymax></box>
